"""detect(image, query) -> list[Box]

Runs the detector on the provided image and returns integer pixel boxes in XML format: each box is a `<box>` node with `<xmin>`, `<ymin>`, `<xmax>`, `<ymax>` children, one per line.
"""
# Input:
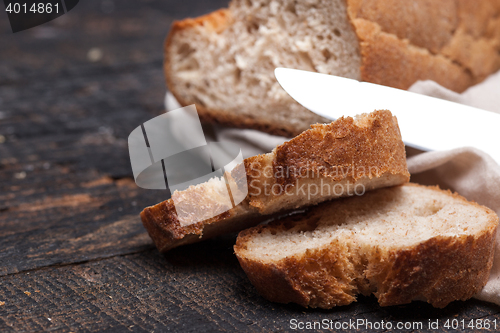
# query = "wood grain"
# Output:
<box><xmin>1</xmin><ymin>240</ymin><xmax>499</xmax><ymax>332</ymax></box>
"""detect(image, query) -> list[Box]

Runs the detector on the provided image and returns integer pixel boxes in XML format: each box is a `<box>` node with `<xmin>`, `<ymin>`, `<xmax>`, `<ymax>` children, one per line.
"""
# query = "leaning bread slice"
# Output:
<box><xmin>141</xmin><ymin>110</ymin><xmax>409</xmax><ymax>252</ymax></box>
<box><xmin>234</xmin><ymin>184</ymin><xmax>499</xmax><ymax>309</ymax></box>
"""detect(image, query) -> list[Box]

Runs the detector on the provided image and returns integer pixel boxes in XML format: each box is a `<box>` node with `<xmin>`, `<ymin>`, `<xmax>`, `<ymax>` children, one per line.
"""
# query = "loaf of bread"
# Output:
<box><xmin>234</xmin><ymin>183</ymin><xmax>499</xmax><ymax>308</ymax></box>
<box><xmin>165</xmin><ymin>0</ymin><xmax>500</xmax><ymax>136</ymax></box>
<box><xmin>141</xmin><ymin>110</ymin><xmax>409</xmax><ymax>252</ymax></box>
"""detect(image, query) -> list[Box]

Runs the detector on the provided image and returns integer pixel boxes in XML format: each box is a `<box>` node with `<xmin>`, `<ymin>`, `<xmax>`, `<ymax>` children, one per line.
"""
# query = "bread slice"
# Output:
<box><xmin>141</xmin><ymin>110</ymin><xmax>409</xmax><ymax>252</ymax></box>
<box><xmin>165</xmin><ymin>0</ymin><xmax>500</xmax><ymax>136</ymax></box>
<box><xmin>234</xmin><ymin>183</ymin><xmax>499</xmax><ymax>309</ymax></box>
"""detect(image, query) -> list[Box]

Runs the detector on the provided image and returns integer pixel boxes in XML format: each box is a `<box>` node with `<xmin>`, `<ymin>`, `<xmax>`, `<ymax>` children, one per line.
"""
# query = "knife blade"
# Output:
<box><xmin>275</xmin><ymin>67</ymin><xmax>500</xmax><ymax>165</ymax></box>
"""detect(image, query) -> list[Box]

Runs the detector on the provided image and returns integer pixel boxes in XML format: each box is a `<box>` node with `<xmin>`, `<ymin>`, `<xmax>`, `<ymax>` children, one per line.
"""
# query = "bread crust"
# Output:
<box><xmin>347</xmin><ymin>0</ymin><xmax>500</xmax><ymax>90</ymax></box>
<box><xmin>234</xmin><ymin>184</ymin><xmax>499</xmax><ymax>308</ymax></box>
<box><xmin>164</xmin><ymin>1</ymin><xmax>500</xmax><ymax>135</ymax></box>
<box><xmin>374</xmin><ymin>233</ymin><xmax>495</xmax><ymax>307</ymax></box>
<box><xmin>141</xmin><ymin>199</ymin><xmax>266</xmax><ymax>252</ymax></box>
<box><xmin>141</xmin><ymin>111</ymin><xmax>409</xmax><ymax>252</ymax></box>
<box><xmin>244</xmin><ymin>110</ymin><xmax>409</xmax><ymax>213</ymax></box>
<box><xmin>352</xmin><ymin>18</ymin><xmax>474</xmax><ymax>92</ymax></box>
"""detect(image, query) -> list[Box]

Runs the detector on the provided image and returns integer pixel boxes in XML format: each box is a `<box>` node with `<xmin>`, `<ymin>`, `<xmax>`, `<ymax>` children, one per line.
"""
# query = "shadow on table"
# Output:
<box><xmin>155</xmin><ymin>232</ymin><xmax>500</xmax><ymax>327</ymax></box>
<box><xmin>161</xmin><ymin>233</ymin><xmax>240</xmax><ymax>268</ymax></box>
<box><xmin>260</xmin><ymin>293</ymin><xmax>500</xmax><ymax>321</ymax></box>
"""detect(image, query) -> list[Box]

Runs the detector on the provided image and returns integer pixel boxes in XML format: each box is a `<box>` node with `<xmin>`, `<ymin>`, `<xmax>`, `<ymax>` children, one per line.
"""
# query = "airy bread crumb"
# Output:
<box><xmin>235</xmin><ymin>184</ymin><xmax>499</xmax><ymax>308</ymax></box>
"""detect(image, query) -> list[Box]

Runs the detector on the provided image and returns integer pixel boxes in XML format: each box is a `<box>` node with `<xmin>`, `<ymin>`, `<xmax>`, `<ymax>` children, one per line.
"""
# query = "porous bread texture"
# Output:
<box><xmin>165</xmin><ymin>0</ymin><xmax>360</xmax><ymax>136</ymax></box>
<box><xmin>141</xmin><ymin>110</ymin><xmax>410</xmax><ymax>252</ymax></box>
<box><xmin>165</xmin><ymin>0</ymin><xmax>500</xmax><ymax>136</ymax></box>
<box><xmin>234</xmin><ymin>184</ymin><xmax>499</xmax><ymax>309</ymax></box>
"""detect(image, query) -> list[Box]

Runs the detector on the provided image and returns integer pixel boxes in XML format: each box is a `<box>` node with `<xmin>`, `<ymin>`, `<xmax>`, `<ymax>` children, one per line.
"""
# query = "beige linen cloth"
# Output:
<box><xmin>165</xmin><ymin>70</ymin><xmax>500</xmax><ymax>305</ymax></box>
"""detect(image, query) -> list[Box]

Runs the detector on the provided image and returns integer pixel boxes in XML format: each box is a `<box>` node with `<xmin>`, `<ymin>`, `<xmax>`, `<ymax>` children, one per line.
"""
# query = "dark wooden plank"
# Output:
<box><xmin>0</xmin><ymin>0</ymin><xmax>234</xmax><ymax>274</ymax></box>
<box><xmin>0</xmin><ymin>239</ymin><xmax>499</xmax><ymax>332</ymax></box>
<box><xmin>0</xmin><ymin>0</ymin><xmax>226</xmax><ymax>276</ymax></box>
<box><xmin>0</xmin><ymin>56</ymin><xmax>167</xmax><ymax>276</ymax></box>
<box><xmin>0</xmin><ymin>0</ymin><xmax>230</xmax><ymax>85</ymax></box>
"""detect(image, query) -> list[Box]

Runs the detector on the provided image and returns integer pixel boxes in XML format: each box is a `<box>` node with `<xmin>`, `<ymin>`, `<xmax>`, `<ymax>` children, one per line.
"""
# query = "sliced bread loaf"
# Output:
<box><xmin>141</xmin><ymin>110</ymin><xmax>409</xmax><ymax>252</ymax></box>
<box><xmin>234</xmin><ymin>183</ymin><xmax>499</xmax><ymax>308</ymax></box>
<box><xmin>165</xmin><ymin>0</ymin><xmax>500</xmax><ymax>136</ymax></box>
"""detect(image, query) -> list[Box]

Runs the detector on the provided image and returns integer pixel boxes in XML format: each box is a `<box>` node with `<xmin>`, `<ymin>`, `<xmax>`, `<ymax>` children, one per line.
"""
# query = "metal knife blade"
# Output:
<box><xmin>275</xmin><ymin>68</ymin><xmax>500</xmax><ymax>164</ymax></box>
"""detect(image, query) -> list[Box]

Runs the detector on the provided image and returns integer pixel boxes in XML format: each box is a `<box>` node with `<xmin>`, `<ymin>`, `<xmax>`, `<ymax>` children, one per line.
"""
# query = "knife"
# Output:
<box><xmin>274</xmin><ymin>68</ymin><xmax>500</xmax><ymax>165</ymax></box>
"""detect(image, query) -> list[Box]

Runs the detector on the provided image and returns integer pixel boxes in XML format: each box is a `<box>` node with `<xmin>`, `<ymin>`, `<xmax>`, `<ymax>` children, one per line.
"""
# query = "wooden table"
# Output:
<box><xmin>1</xmin><ymin>1</ymin><xmax>499</xmax><ymax>331</ymax></box>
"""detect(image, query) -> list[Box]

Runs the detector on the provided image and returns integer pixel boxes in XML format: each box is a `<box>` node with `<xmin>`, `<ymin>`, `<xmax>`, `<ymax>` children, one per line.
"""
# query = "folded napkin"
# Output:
<box><xmin>406</xmin><ymin>72</ymin><xmax>500</xmax><ymax>305</ymax></box>
<box><xmin>165</xmin><ymin>70</ymin><xmax>500</xmax><ymax>305</ymax></box>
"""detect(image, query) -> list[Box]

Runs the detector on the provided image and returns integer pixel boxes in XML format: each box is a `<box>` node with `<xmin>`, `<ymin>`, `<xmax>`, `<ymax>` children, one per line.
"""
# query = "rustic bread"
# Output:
<box><xmin>234</xmin><ymin>183</ymin><xmax>499</xmax><ymax>309</ymax></box>
<box><xmin>141</xmin><ymin>110</ymin><xmax>409</xmax><ymax>252</ymax></box>
<box><xmin>165</xmin><ymin>0</ymin><xmax>500</xmax><ymax>136</ymax></box>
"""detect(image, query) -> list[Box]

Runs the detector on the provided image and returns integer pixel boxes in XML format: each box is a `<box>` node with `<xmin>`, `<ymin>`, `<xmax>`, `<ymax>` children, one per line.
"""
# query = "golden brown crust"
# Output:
<box><xmin>141</xmin><ymin>111</ymin><xmax>409</xmax><ymax>252</ymax></box>
<box><xmin>273</xmin><ymin>110</ymin><xmax>407</xmax><ymax>185</ymax></box>
<box><xmin>347</xmin><ymin>0</ymin><xmax>500</xmax><ymax>91</ymax></box>
<box><xmin>140</xmin><ymin>199</ymin><xmax>214</xmax><ymax>252</ymax></box>
<box><xmin>168</xmin><ymin>8</ymin><xmax>233</xmax><ymax>33</ymax></box>
<box><xmin>348</xmin><ymin>0</ymin><xmax>459</xmax><ymax>54</ymax></box>
<box><xmin>245</xmin><ymin>110</ymin><xmax>409</xmax><ymax>212</ymax></box>
<box><xmin>235</xmin><ymin>254</ymin><xmax>313</xmax><ymax>307</ymax></box>
<box><xmin>352</xmin><ymin>18</ymin><xmax>473</xmax><ymax>92</ymax></box>
<box><xmin>234</xmin><ymin>184</ymin><xmax>499</xmax><ymax>309</ymax></box>
<box><xmin>373</xmin><ymin>233</ymin><xmax>496</xmax><ymax>307</ymax></box>
<box><xmin>141</xmin><ymin>198</ymin><xmax>270</xmax><ymax>252</ymax></box>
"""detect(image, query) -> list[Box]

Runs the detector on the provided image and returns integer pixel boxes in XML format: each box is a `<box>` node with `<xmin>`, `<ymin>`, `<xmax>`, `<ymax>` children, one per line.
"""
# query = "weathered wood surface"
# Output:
<box><xmin>0</xmin><ymin>0</ymin><xmax>499</xmax><ymax>332</ymax></box>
